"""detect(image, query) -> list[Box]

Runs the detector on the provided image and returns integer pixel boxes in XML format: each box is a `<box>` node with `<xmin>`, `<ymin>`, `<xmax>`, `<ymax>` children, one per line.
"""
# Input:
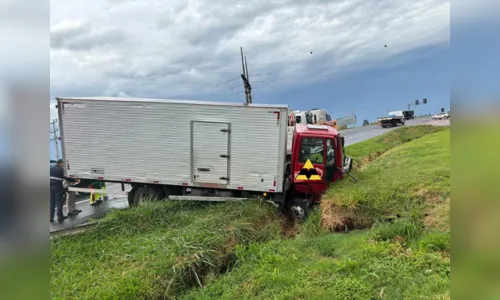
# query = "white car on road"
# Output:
<box><xmin>432</xmin><ymin>112</ymin><xmax>449</xmax><ymax>120</ymax></box>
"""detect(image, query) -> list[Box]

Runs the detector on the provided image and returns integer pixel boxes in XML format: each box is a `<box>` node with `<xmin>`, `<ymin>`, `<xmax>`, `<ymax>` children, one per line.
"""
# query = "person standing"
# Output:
<box><xmin>89</xmin><ymin>180</ymin><xmax>104</xmax><ymax>206</ymax></box>
<box><xmin>63</xmin><ymin>179</ymin><xmax>82</xmax><ymax>216</ymax></box>
<box><xmin>101</xmin><ymin>181</ymin><xmax>109</xmax><ymax>200</ymax></box>
<box><xmin>50</xmin><ymin>159</ymin><xmax>74</xmax><ymax>222</ymax></box>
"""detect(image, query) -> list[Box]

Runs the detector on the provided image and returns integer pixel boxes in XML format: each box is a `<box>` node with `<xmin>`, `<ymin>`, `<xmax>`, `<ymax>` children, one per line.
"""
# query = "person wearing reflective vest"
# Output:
<box><xmin>89</xmin><ymin>180</ymin><xmax>105</xmax><ymax>206</ymax></box>
<box><xmin>50</xmin><ymin>159</ymin><xmax>75</xmax><ymax>222</ymax></box>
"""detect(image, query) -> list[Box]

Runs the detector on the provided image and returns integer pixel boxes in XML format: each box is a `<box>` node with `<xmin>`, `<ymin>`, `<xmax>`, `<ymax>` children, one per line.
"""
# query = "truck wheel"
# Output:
<box><xmin>285</xmin><ymin>197</ymin><xmax>309</xmax><ymax>221</ymax></box>
<box><xmin>128</xmin><ymin>185</ymin><xmax>165</xmax><ymax>207</ymax></box>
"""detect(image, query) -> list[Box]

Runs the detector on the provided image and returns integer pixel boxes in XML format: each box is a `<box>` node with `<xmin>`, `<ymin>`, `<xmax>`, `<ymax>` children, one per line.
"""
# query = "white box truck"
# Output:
<box><xmin>56</xmin><ymin>97</ymin><xmax>351</xmax><ymax>218</ymax></box>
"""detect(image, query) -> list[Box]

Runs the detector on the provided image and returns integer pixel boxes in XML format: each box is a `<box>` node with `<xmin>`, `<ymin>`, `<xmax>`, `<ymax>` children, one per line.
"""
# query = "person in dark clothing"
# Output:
<box><xmin>50</xmin><ymin>159</ymin><xmax>75</xmax><ymax>222</ymax></box>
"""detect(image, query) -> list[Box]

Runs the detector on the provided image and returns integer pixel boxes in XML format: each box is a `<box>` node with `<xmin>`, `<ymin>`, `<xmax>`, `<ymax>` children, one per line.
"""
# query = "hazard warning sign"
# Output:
<box><xmin>296</xmin><ymin>159</ymin><xmax>322</xmax><ymax>180</ymax></box>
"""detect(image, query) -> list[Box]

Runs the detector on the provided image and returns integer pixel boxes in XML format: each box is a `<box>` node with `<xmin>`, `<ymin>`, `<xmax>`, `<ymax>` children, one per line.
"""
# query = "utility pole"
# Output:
<box><xmin>240</xmin><ymin>47</ymin><xmax>252</xmax><ymax>104</ymax></box>
<box><xmin>50</xmin><ymin>119</ymin><xmax>60</xmax><ymax>160</ymax></box>
<box><xmin>245</xmin><ymin>56</ymin><xmax>252</xmax><ymax>103</ymax></box>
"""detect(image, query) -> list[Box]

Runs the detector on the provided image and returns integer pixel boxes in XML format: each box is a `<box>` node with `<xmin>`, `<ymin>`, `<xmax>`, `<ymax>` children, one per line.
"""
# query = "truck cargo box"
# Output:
<box><xmin>57</xmin><ymin>97</ymin><xmax>289</xmax><ymax>193</ymax></box>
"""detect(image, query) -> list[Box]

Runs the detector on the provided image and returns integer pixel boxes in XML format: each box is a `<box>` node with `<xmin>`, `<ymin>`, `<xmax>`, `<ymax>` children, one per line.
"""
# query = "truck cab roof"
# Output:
<box><xmin>295</xmin><ymin>124</ymin><xmax>339</xmax><ymax>136</ymax></box>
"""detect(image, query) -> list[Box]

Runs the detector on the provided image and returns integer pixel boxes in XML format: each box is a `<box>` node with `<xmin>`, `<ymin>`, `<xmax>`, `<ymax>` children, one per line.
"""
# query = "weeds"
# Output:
<box><xmin>50</xmin><ymin>200</ymin><xmax>281</xmax><ymax>299</ymax></box>
<box><xmin>185</xmin><ymin>230</ymin><xmax>450</xmax><ymax>299</ymax></box>
<box><xmin>372</xmin><ymin>219</ymin><xmax>424</xmax><ymax>244</ymax></box>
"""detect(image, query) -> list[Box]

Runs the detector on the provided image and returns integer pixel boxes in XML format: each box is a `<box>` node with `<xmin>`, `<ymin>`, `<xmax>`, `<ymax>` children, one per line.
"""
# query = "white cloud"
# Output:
<box><xmin>50</xmin><ymin>0</ymin><xmax>450</xmax><ymax>100</ymax></box>
<box><xmin>49</xmin><ymin>99</ymin><xmax>58</xmax><ymax>121</ymax></box>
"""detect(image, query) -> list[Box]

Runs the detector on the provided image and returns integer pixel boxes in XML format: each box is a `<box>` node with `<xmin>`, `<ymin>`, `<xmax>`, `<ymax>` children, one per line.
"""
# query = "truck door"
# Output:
<box><xmin>191</xmin><ymin>121</ymin><xmax>230</xmax><ymax>185</ymax></box>
<box><xmin>324</xmin><ymin>138</ymin><xmax>337</xmax><ymax>181</ymax></box>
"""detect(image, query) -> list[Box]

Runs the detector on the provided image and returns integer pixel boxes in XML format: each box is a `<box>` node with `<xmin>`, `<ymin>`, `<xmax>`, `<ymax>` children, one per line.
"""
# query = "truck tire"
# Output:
<box><xmin>128</xmin><ymin>185</ymin><xmax>165</xmax><ymax>207</ymax></box>
<box><xmin>285</xmin><ymin>196</ymin><xmax>309</xmax><ymax>221</ymax></box>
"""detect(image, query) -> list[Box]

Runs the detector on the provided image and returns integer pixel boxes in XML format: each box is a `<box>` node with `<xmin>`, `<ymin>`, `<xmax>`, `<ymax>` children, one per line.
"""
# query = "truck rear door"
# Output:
<box><xmin>191</xmin><ymin>121</ymin><xmax>230</xmax><ymax>185</ymax></box>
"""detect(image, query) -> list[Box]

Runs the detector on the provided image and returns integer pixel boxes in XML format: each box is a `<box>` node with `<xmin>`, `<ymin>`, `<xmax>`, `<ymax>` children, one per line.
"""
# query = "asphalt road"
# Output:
<box><xmin>49</xmin><ymin>184</ymin><xmax>129</xmax><ymax>233</ymax></box>
<box><xmin>341</xmin><ymin>116</ymin><xmax>449</xmax><ymax>146</ymax></box>
<box><xmin>50</xmin><ymin>116</ymin><xmax>450</xmax><ymax>233</ymax></box>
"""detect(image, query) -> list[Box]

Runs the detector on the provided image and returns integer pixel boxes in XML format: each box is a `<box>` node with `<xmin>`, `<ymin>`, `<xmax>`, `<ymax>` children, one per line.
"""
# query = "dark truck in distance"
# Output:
<box><xmin>402</xmin><ymin>110</ymin><xmax>415</xmax><ymax>120</ymax></box>
<box><xmin>377</xmin><ymin>110</ymin><xmax>409</xmax><ymax>128</ymax></box>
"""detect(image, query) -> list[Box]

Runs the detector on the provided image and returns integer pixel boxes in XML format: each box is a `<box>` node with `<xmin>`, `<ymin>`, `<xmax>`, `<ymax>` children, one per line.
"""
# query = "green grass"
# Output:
<box><xmin>321</xmin><ymin>127</ymin><xmax>450</xmax><ymax>231</ymax></box>
<box><xmin>346</xmin><ymin>125</ymin><xmax>446</xmax><ymax>169</ymax></box>
<box><xmin>184</xmin><ymin>232</ymin><xmax>449</xmax><ymax>299</ymax></box>
<box><xmin>50</xmin><ymin>201</ymin><xmax>281</xmax><ymax>299</ymax></box>
<box><xmin>51</xmin><ymin>125</ymin><xmax>450</xmax><ymax>299</ymax></box>
<box><xmin>184</xmin><ymin>127</ymin><xmax>450</xmax><ymax>299</ymax></box>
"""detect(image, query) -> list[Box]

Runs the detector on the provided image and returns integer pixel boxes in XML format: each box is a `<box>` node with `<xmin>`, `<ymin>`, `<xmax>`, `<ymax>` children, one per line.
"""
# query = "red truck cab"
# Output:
<box><xmin>285</xmin><ymin>124</ymin><xmax>351</xmax><ymax>218</ymax></box>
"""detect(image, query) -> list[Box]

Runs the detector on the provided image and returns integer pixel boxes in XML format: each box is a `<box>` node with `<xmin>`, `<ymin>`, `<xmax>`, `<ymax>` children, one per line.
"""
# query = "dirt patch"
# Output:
<box><xmin>424</xmin><ymin>197</ymin><xmax>450</xmax><ymax>231</ymax></box>
<box><xmin>320</xmin><ymin>203</ymin><xmax>372</xmax><ymax>232</ymax></box>
<box><xmin>280</xmin><ymin>215</ymin><xmax>301</xmax><ymax>238</ymax></box>
<box><xmin>221</xmin><ymin>226</ymin><xmax>239</xmax><ymax>255</ymax></box>
<box><xmin>414</xmin><ymin>188</ymin><xmax>446</xmax><ymax>204</ymax></box>
<box><xmin>415</xmin><ymin>188</ymin><xmax>428</xmax><ymax>197</ymax></box>
<box><xmin>357</xmin><ymin>151</ymin><xmax>385</xmax><ymax>170</ymax></box>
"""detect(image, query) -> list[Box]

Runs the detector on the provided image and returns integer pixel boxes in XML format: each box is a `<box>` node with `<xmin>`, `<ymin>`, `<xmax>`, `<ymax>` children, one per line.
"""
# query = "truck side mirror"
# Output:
<box><xmin>341</xmin><ymin>136</ymin><xmax>345</xmax><ymax>148</ymax></box>
<box><xmin>343</xmin><ymin>156</ymin><xmax>353</xmax><ymax>173</ymax></box>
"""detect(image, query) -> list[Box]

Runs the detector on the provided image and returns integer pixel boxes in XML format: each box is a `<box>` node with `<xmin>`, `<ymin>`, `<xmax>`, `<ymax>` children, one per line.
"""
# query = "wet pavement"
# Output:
<box><xmin>49</xmin><ymin>183</ymin><xmax>129</xmax><ymax>233</ymax></box>
<box><xmin>50</xmin><ymin>116</ymin><xmax>449</xmax><ymax>233</ymax></box>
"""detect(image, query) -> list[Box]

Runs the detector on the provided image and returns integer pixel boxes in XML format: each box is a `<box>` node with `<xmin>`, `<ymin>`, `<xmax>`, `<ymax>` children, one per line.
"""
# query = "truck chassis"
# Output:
<box><xmin>377</xmin><ymin>116</ymin><xmax>405</xmax><ymax>128</ymax></box>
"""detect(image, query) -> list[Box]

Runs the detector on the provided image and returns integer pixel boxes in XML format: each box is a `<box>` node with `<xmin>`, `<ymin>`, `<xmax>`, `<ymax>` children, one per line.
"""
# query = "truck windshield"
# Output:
<box><xmin>299</xmin><ymin>138</ymin><xmax>324</xmax><ymax>164</ymax></box>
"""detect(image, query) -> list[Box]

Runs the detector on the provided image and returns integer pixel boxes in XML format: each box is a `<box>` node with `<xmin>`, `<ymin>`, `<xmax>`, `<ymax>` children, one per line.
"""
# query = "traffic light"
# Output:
<box><xmin>415</xmin><ymin>99</ymin><xmax>419</xmax><ymax>105</ymax></box>
<box><xmin>423</xmin><ymin>98</ymin><xmax>427</xmax><ymax>104</ymax></box>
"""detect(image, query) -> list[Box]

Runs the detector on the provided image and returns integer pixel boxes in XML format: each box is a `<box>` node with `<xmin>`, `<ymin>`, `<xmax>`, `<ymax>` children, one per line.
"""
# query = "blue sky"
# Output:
<box><xmin>452</xmin><ymin>14</ymin><xmax>500</xmax><ymax>105</ymax></box>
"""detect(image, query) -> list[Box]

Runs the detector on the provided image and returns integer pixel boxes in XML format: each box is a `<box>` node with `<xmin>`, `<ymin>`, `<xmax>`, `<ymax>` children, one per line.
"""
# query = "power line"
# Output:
<box><xmin>215</xmin><ymin>76</ymin><xmax>240</xmax><ymax>86</ymax></box>
<box><xmin>227</xmin><ymin>83</ymin><xmax>243</xmax><ymax>90</ymax></box>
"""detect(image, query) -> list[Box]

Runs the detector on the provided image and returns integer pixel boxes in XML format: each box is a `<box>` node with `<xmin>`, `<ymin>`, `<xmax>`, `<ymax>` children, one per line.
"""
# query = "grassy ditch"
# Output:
<box><xmin>184</xmin><ymin>230</ymin><xmax>450</xmax><ymax>300</ymax></box>
<box><xmin>51</xmin><ymin>125</ymin><xmax>449</xmax><ymax>299</ymax></box>
<box><xmin>50</xmin><ymin>201</ymin><xmax>281</xmax><ymax>299</ymax></box>
<box><xmin>321</xmin><ymin>127</ymin><xmax>450</xmax><ymax>232</ymax></box>
<box><xmin>185</xmin><ymin>127</ymin><xmax>450</xmax><ymax>299</ymax></box>
<box><xmin>346</xmin><ymin>124</ymin><xmax>446</xmax><ymax>169</ymax></box>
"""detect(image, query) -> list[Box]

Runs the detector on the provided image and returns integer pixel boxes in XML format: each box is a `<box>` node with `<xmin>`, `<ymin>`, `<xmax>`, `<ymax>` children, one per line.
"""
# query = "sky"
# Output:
<box><xmin>49</xmin><ymin>0</ymin><xmax>454</xmax><ymax>158</ymax></box>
